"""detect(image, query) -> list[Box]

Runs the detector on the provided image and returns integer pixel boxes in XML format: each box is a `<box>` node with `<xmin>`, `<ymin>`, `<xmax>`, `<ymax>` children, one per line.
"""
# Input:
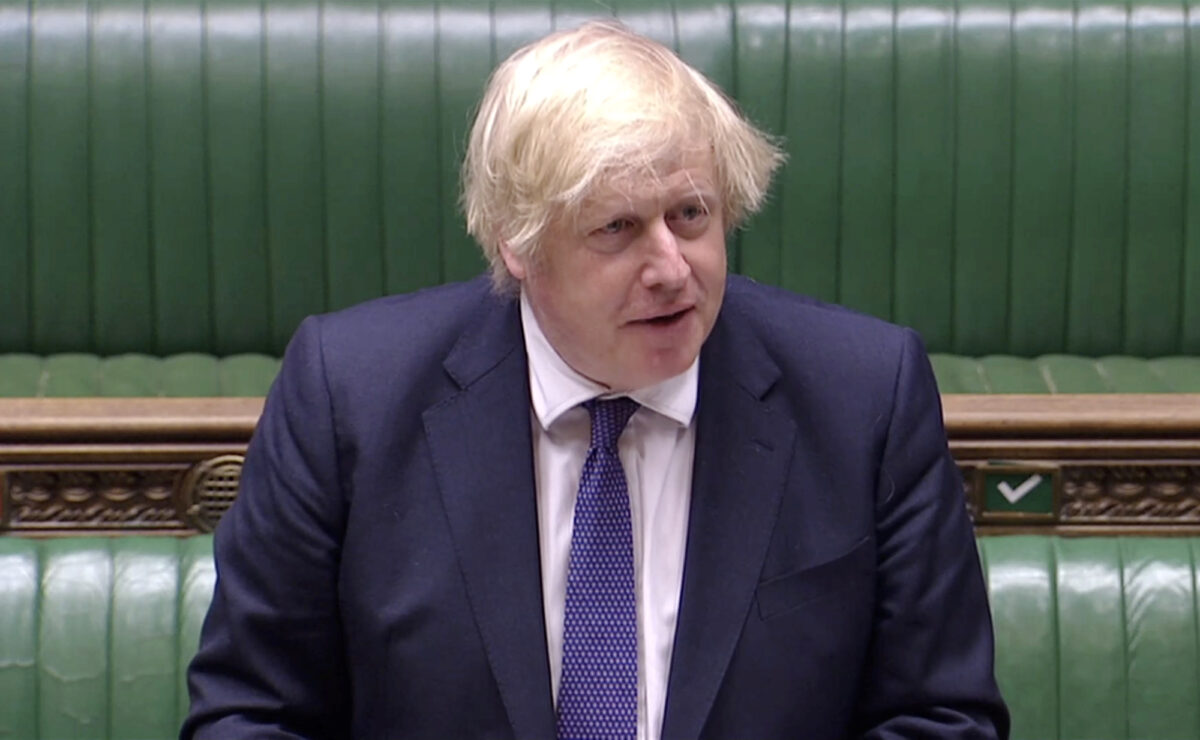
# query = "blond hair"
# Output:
<box><xmin>461</xmin><ymin>20</ymin><xmax>784</xmax><ymax>292</ymax></box>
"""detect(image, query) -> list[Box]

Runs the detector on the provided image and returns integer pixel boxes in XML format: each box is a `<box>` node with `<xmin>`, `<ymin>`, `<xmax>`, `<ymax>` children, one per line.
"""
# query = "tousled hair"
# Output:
<box><xmin>461</xmin><ymin>20</ymin><xmax>784</xmax><ymax>292</ymax></box>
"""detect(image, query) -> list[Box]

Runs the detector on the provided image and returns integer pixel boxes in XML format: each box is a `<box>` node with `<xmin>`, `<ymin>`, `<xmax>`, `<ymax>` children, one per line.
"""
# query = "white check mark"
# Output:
<box><xmin>997</xmin><ymin>475</ymin><xmax>1043</xmax><ymax>504</ymax></box>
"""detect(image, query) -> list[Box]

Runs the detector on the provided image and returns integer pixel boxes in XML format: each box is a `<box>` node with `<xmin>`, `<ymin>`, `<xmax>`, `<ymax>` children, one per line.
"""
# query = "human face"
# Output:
<box><xmin>501</xmin><ymin>158</ymin><xmax>727</xmax><ymax>392</ymax></box>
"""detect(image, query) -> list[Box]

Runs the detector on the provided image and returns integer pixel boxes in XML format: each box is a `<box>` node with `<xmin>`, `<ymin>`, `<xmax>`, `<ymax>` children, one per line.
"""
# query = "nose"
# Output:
<box><xmin>640</xmin><ymin>219</ymin><xmax>690</xmax><ymax>290</ymax></box>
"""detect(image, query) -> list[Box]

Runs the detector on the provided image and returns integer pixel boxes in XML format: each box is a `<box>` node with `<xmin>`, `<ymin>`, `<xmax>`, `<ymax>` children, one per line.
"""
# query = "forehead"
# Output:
<box><xmin>580</xmin><ymin>156</ymin><xmax>718</xmax><ymax>213</ymax></box>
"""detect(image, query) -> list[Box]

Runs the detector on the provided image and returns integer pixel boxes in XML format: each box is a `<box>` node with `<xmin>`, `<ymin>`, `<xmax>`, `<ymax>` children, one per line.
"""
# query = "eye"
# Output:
<box><xmin>584</xmin><ymin>217</ymin><xmax>638</xmax><ymax>254</ymax></box>
<box><xmin>595</xmin><ymin>218</ymin><xmax>632</xmax><ymax>236</ymax></box>
<box><xmin>668</xmin><ymin>202</ymin><xmax>711</xmax><ymax>235</ymax></box>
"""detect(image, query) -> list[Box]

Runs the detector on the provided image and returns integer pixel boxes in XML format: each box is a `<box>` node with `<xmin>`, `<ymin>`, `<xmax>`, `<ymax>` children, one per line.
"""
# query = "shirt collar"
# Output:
<box><xmin>519</xmin><ymin>290</ymin><xmax>698</xmax><ymax>431</ymax></box>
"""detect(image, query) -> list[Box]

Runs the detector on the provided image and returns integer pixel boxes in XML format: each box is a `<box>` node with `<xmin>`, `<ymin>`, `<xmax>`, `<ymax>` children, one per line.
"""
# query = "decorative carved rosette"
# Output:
<box><xmin>182</xmin><ymin>455</ymin><xmax>246</xmax><ymax>532</ymax></box>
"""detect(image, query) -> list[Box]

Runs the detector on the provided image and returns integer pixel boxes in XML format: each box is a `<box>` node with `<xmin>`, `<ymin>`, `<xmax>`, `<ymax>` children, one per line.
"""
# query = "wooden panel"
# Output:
<box><xmin>1</xmin><ymin>395</ymin><xmax>1198</xmax><ymax>535</ymax></box>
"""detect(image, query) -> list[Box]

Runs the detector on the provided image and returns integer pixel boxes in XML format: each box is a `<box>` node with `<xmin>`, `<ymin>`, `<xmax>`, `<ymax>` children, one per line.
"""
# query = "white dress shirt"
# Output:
<box><xmin>519</xmin><ymin>292</ymin><xmax>696</xmax><ymax>740</ymax></box>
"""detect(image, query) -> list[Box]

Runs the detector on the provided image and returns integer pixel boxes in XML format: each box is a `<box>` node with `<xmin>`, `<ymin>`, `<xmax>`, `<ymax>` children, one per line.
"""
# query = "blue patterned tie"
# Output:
<box><xmin>556</xmin><ymin>397</ymin><xmax>640</xmax><ymax>740</ymax></box>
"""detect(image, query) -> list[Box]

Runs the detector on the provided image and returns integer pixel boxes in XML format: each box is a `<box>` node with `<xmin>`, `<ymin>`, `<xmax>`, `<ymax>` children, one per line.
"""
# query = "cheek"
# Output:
<box><xmin>690</xmin><ymin>238</ymin><xmax>727</xmax><ymax>284</ymax></box>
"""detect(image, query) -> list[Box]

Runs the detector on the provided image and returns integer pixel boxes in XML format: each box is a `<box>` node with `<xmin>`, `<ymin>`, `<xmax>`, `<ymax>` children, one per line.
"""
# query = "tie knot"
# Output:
<box><xmin>584</xmin><ymin>397</ymin><xmax>639</xmax><ymax>452</ymax></box>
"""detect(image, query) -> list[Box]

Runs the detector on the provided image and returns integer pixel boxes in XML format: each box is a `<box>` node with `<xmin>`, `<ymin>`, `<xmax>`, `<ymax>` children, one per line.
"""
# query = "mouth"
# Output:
<box><xmin>633</xmin><ymin>307</ymin><xmax>693</xmax><ymax>327</ymax></box>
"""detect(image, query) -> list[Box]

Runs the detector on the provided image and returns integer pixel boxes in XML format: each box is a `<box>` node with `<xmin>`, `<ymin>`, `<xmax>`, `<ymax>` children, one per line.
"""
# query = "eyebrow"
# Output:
<box><xmin>583</xmin><ymin>181</ymin><xmax>717</xmax><ymax>214</ymax></box>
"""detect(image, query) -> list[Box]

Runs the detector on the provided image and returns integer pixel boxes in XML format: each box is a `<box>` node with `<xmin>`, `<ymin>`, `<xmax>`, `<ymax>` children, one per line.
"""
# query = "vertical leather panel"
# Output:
<box><xmin>928</xmin><ymin>353</ymin><xmax>991</xmax><ymax>392</ymax></box>
<box><xmin>148</xmin><ymin>0</ymin><xmax>212</xmax><ymax>353</ymax></box>
<box><xmin>673</xmin><ymin>0</ymin><xmax>735</xmax><ymax>120</ymax></box>
<box><xmin>613</xmin><ymin>0</ymin><xmax>673</xmax><ymax>47</ymax></box>
<box><xmin>91</xmin><ymin>0</ymin><xmax>154</xmax><ymax>354</ymax></box>
<box><xmin>1123</xmin><ymin>0</ymin><xmax>1186</xmax><ymax>355</ymax></box>
<box><xmin>0</xmin><ymin>540</ymin><xmax>38</xmax><ymax>739</ymax></box>
<box><xmin>491</xmin><ymin>2</ymin><xmax>548</xmax><ymax>64</ymax></box>
<box><xmin>1009</xmin><ymin>0</ymin><xmax>1072</xmax><ymax>355</ymax></box>
<box><xmin>952</xmin><ymin>0</ymin><xmax>1013</xmax><ymax>355</ymax></box>
<box><xmin>1186</xmin><ymin>0</ymin><xmax>1200</xmax><ymax>354</ymax></box>
<box><xmin>980</xmin><ymin>536</ymin><xmax>1059</xmax><ymax>740</ymax></box>
<box><xmin>1055</xmin><ymin>538</ymin><xmax>1125</xmax><ymax>740</ymax></box>
<box><xmin>1122</xmin><ymin>538</ymin><xmax>1200</xmax><ymax>739</ymax></box>
<box><xmin>162</xmin><ymin>353</ymin><xmax>222</xmax><ymax>395</ymax></box>
<box><xmin>1036</xmin><ymin>355</ymin><xmax>1110</xmax><ymax>392</ymax></box>
<box><xmin>175</xmin><ymin>536</ymin><xmax>215</xmax><ymax>731</ymax></box>
<box><xmin>838</xmin><ymin>0</ymin><xmax>894</xmax><ymax>320</ymax></box>
<box><xmin>323</xmin><ymin>0</ymin><xmax>386</xmax><ymax>311</ymax></box>
<box><xmin>731</xmin><ymin>1</ymin><xmax>786</xmax><ymax>286</ymax></box>
<box><xmin>0</xmin><ymin>0</ymin><xmax>31</xmax><ymax>352</ymax></box>
<box><xmin>205</xmin><ymin>0</ymin><xmax>271</xmax><ymax>354</ymax></box>
<box><xmin>218</xmin><ymin>353</ymin><xmax>281</xmax><ymax>394</ymax></box>
<box><xmin>0</xmin><ymin>354</ymin><xmax>42</xmax><ymax>396</ymax></box>
<box><xmin>780</xmin><ymin>0</ymin><xmax>842</xmax><ymax>303</ymax></box>
<box><xmin>99</xmin><ymin>354</ymin><xmax>163</xmax><ymax>395</ymax></box>
<box><xmin>436</xmin><ymin>0</ymin><xmax>490</xmax><ymax>282</ymax></box>
<box><xmin>552</xmin><ymin>0</ymin><xmax>613</xmax><ymax>32</ymax></box>
<box><xmin>145</xmin><ymin>0</ymin><xmax>209</xmax><ymax>352</ymax></box>
<box><xmin>38</xmin><ymin>540</ymin><xmax>111</xmax><ymax>738</ymax></box>
<box><xmin>1095</xmin><ymin>356</ymin><xmax>1173</xmax><ymax>391</ymax></box>
<box><xmin>263</xmin><ymin>0</ymin><xmax>325</xmax><ymax>354</ymax></box>
<box><xmin>29</xmin><ymin>0</ymin><xmax>91</xmax><ymax>353</ymax></box>
<box><xmin>41</xmin><ymin>353</ymin><xmax>103</xmax><ymax>395</ymax></box>
<box><xmin>110</xmin><ymin>539</ymin><xmax>180</xmax><ymax>740</ymax></box>
<box><xmin>380</xmin><ymin>0</ymin><xmax>444</xmax><ymax>293</ymax></box>
<box><xmin>1067</xmin><ymin>0</ymin><xmax>1127</xmax><ymax>355</ymax></box>
<box><xmin>1149</xmin><ymin>356</ymin><xmax>1200</xmax><ymax>390</ymax></box>
<box><xmin>979</xmin><ymin>355</ymin><xmax>1051</xmax><ymax>392</ymax></box>
<box><xmin>893</xmin><ymin>0</ymin><xmax>954</xmax><ymax>349</ymax></box>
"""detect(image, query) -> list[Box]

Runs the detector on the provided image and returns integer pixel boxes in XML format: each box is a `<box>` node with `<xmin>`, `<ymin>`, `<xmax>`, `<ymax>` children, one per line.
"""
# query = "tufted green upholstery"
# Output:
<box><xmin>0</xmin><ymin>0</ymin><xmax>1197</xmax><ymax>381</ymax></box>
<box><xmin>930</xmin><ymin>355</ymin><xmax>1200</xmax><ymax>393</ymax></box>
<box><xmin>1</xmin><ymin>535</ymin><xmax>1197</xmax><ymax>739</ymax></box>
<box><xmin>979</xmin><ymin>536</ymin><xmax>1200</xmax><ymax>740</ymax></box>
<box><xmin>0</xmin><ymin>537</ymin><xmax>214</xmax><ymax>740</ymax></box>
<box><xmin>0</xmin><ymin>354</ymin><xmax>281</xmax><ymax>397</ymax></box>
<box><xmin>2</xmin><ymin>353</ymin><xmax>1199</xmax><ymax>397</ymax></box>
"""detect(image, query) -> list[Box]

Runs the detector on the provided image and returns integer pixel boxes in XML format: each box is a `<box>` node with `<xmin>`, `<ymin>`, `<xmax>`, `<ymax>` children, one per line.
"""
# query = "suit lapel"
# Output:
<box><xmin>660</xmin><ymin>305</ymin><xmax>797</xmax><ymax>740</ymax></box>
<box><xmin>423</xmin><ymin>293</ymin><xmax>556</xmax><ymax>740</ymax></box>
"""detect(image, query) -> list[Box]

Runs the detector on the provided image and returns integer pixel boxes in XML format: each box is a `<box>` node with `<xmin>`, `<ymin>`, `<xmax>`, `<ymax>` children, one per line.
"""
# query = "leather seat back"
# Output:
<box><xmin>4</xmin><ymin>535</ymin><xmax>1199</xmax><ymax>738</ymax></box>
<box><xmin>981</xmin><ymin>536</ymin><xmax>1200</xmax><ymax>739</ymax></box>
<box><xmin>0</xmin><ymin>537</ymin><xmax>214</xmax><ymax>739</ymax></box>
<box><xmin>1</xmin><ymin>0</ymin><xmax>1197</xmax><ymax>358</ymax></box>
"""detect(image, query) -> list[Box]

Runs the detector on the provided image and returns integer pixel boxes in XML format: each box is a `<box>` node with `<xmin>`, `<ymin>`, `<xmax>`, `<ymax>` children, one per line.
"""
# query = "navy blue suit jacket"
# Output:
<box><xmin>183</xmin><ymin>275</ymin><xmax>1008</xmax><ymax>739</ymax></box>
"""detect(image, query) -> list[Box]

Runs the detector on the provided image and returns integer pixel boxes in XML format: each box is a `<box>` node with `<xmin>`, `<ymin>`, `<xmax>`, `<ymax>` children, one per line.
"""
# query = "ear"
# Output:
<box><xmin>498</xmin><ymin>240</ymin><xmax>528</xmax><ymax>281</ymax></box>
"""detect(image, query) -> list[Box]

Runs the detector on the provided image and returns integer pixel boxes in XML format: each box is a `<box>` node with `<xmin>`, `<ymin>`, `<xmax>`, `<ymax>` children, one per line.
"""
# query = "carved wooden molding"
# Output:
<box><xmin>6</xmin><ymin>466</ymin><xmax>189</xmax><ymax>531</ymax></box>
<box><xmin>1060</xmin><ymin>465</ymin><xmax>1200</xmax><ymax>522</ymax></box>
<box><xmin>2</xmin><ymin>395</ymin><xmax>1198</xmax><ymax>535</ymax></box>
<box><xmin>0</xmin><ymin>399</ymin><xmax>258</xmax><ymax>534</ymax></box>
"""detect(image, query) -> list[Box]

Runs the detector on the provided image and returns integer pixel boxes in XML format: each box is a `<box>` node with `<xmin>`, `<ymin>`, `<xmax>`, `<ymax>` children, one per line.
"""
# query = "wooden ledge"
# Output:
<box><xmin>942</xmin><ymin>394</ymin><xmax>1200</xmax><ymax>437</ymax></box>
<box><xmin>2</xmin><ymin>394</ymin><xmax>1198</xmax><ymax>535</ymax></box>
<box><xmin>1</xmin><ymin>394</ymin><xmax>1197</xmax><ymax>442</ymax></box>
<box><xmin>0</xmin><ymin>398</ymin><xmax>264</xmax><ymax>442</ymax></box>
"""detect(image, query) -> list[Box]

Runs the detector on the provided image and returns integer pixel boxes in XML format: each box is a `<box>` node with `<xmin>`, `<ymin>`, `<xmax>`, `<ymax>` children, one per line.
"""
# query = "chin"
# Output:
<box><xmin>628</xmin><ymin>354</ymin><xmax>697</xmax><ymax>390</ymax></box>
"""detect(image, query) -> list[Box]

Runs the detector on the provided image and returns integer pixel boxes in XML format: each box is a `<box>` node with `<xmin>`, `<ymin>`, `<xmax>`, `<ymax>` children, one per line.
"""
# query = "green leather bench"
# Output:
<box><xmin>3</xmin><ymin>535</ymin><xmax>1197</xmax><ymax>739</ymax></box>
<box><xmin>1</xmin><ymin>0</ymin><xmax>1197</xmax><ymax>396</ymax></box>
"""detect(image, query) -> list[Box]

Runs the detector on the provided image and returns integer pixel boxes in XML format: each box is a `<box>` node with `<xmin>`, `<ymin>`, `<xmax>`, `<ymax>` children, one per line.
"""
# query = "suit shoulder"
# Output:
<box><xmin>315</xmin><ymin>276</ymin><xmax>496</xmax><ymax>342</ymax></box>
<box><xmin>721</xmin><ymin>275</ymin><xmax>917</xmax><ymax>356</ymax></box>
<box><xmin>285</xmin><ymin>275</ymin><xmax>515</xmax><ymax>395</ymax></box>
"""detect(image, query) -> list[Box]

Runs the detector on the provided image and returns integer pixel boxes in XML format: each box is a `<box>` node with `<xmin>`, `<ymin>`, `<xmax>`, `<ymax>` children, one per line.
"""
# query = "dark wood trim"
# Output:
<box><xmin>2</xmin><ymin>395</ymin><xmax>1198</xmax><ymax>535</ymax></box>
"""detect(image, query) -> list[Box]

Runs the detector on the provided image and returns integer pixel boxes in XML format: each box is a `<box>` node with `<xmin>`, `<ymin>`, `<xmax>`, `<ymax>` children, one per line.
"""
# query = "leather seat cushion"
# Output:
<box><xmin>2</xmin><ymin>353</ymin><xmax>1196</xmax><ymax>397</ymax></box>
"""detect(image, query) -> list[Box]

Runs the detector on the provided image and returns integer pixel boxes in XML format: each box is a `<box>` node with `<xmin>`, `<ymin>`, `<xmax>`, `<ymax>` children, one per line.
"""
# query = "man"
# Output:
<box><xmin>183</xmin><ymin>20</ymin><xmax>1008</xmax><ymax>740</ymax></box>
